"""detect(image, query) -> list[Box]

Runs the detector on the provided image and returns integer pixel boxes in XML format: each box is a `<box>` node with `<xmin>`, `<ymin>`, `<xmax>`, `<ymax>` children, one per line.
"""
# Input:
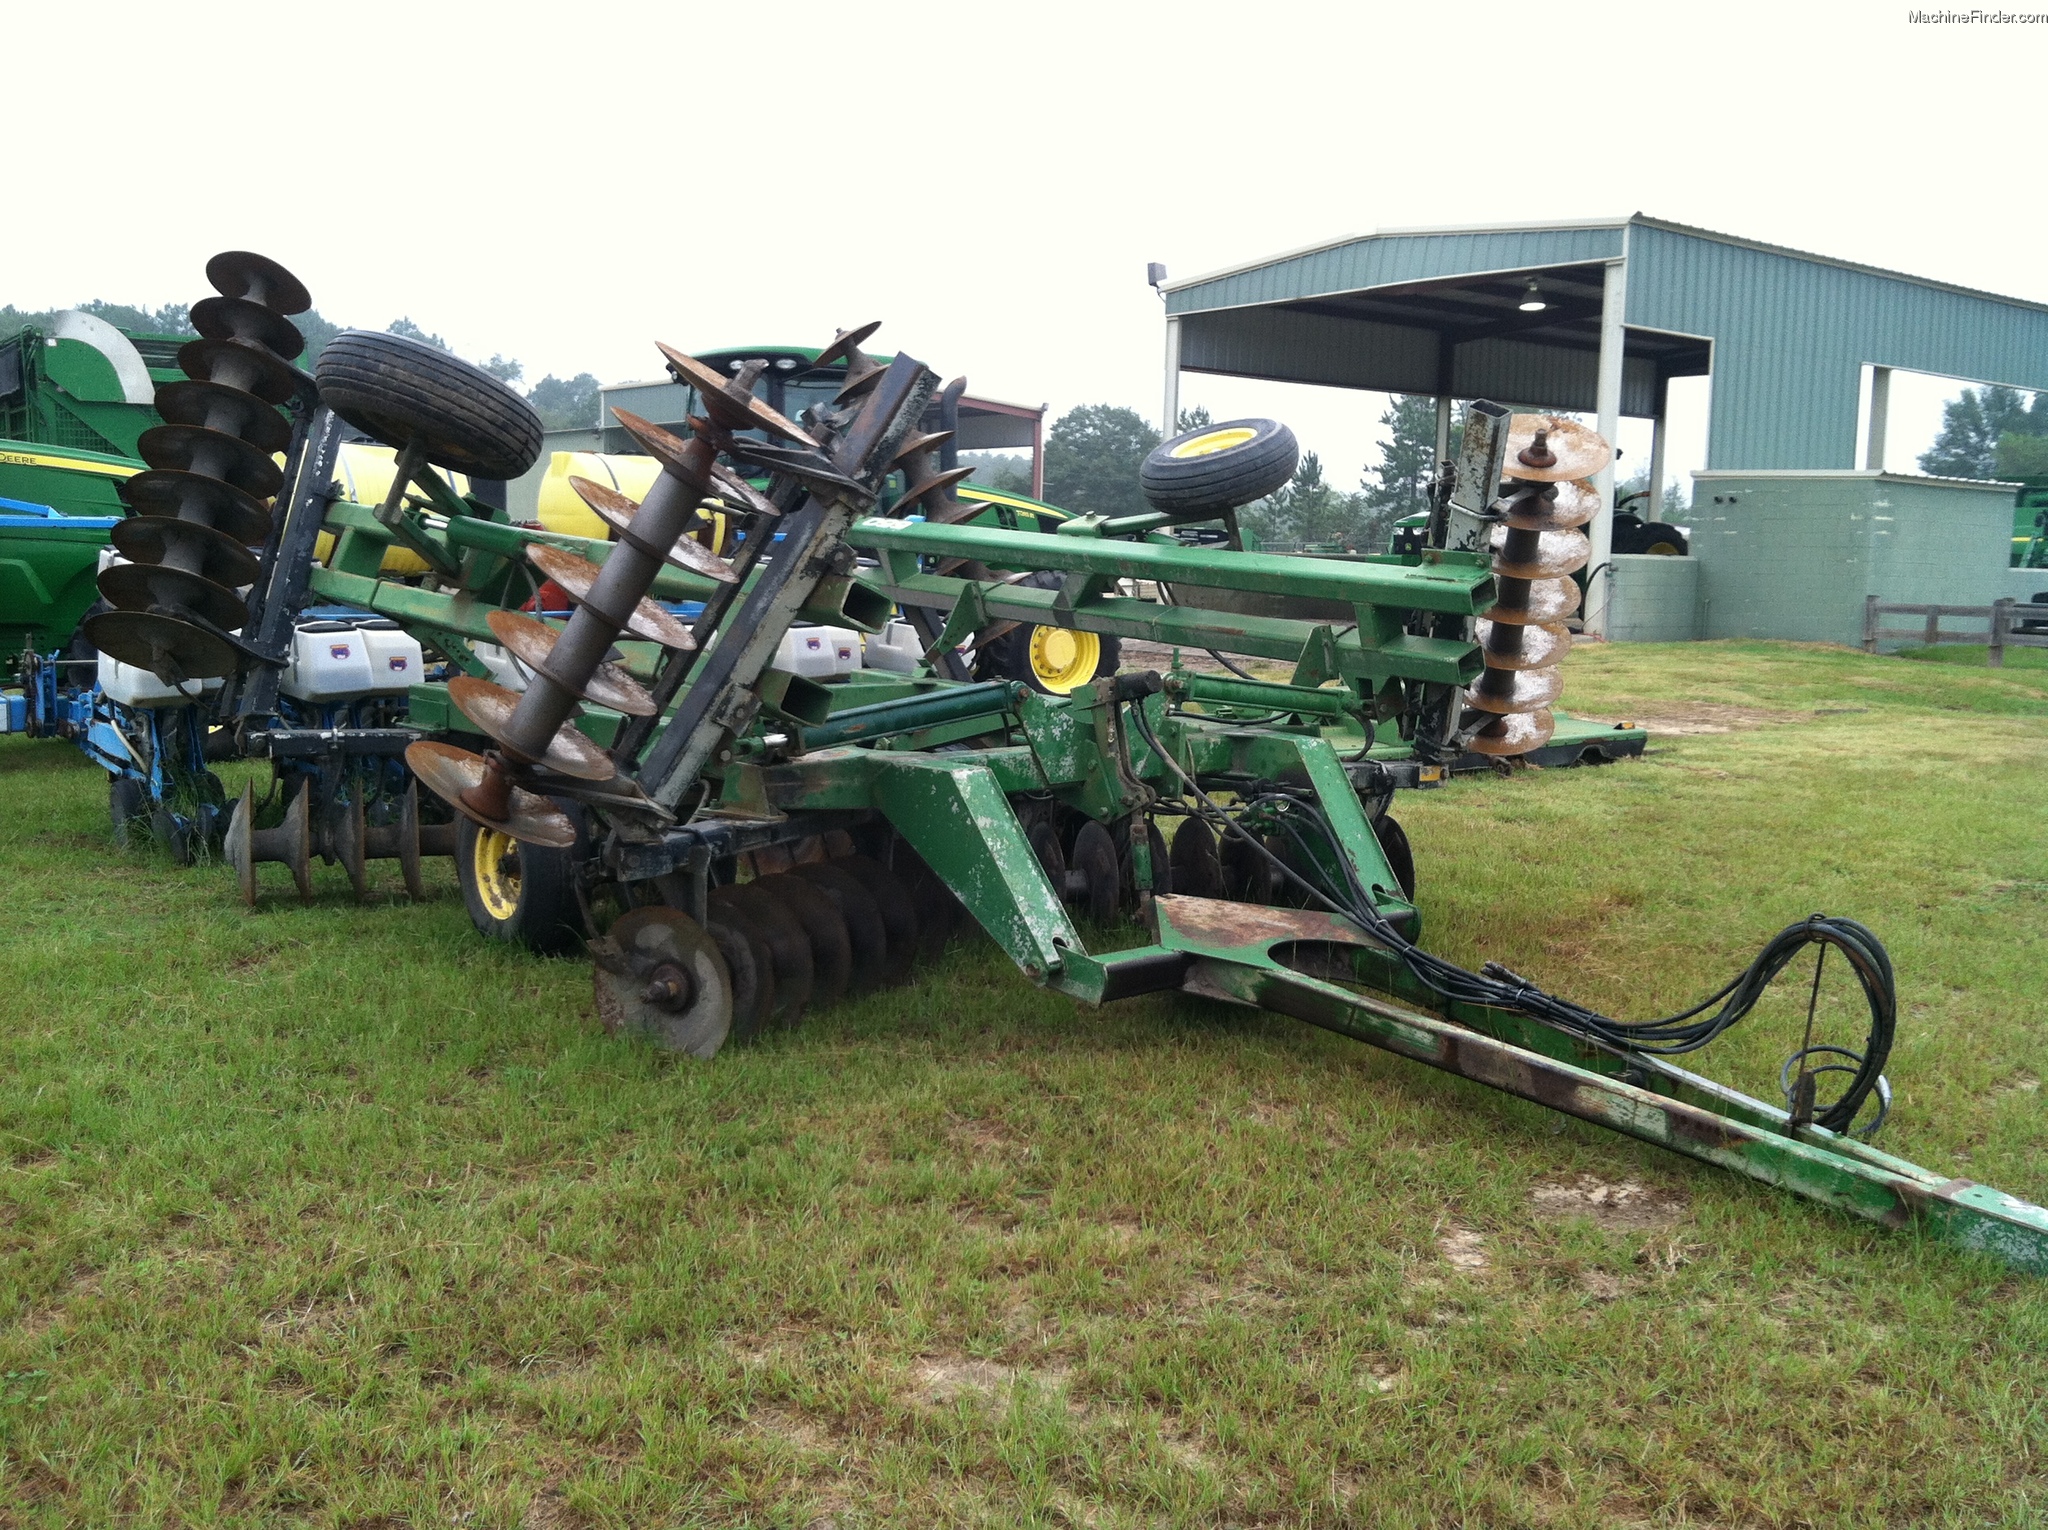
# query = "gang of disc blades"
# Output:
<box><xmin>1499</xmin><ymin>479</ymin><xmax>1599</xmax><ymax>530</ymax></box>
<box><xmin>118</xmin><ymin>469</ymin><xmax>275</xmax><ymax>546</ymax></box>
<box><xmin>177</xmin><ymin>337</ymin><xmax>300</xmax><ymax>405</ymax></box>
<box><xmin>110</xmin><ymin>515</ymin><xmax>261</xmax><ymax>589</ymax></box>
<box><xmin>97</xmin><ymin>561</ymin><xmax>249</xmax><ymax>632</ymax></box>
<box><xmin>484</xmin><ymin>609</ymin><xmax>656</xmax><ymax>717</ymax></box>
<box><xmin>136</xmin><ymin>423</ymin><xmax>285</xmax><ymax>499</ymax></box>
<box><xmin>595</xmin><ymin>906</ymin><xmax>733</xmax><ymax>1059</ymax></box>
<box><xmin>1475</xmin><ymin>618</ymin><xmax>1572</xmax><ymax>671</ymax></box>
<box><xmin>189</xmin><ymin>294</ymin><xmax>306</xmax><ymax>361</ymax></box>
<box><xmin>1465</xmin><ymin>665</ymin><xmax>1566</xmax><ymax>715</ymax></box>
<box><xmin>1482</xmin><ymin>575</ymin><xmax>1581</xmax><ymax>625</ymax></box>
<box><xmin>789</xmin><ymin>861</ymin><xmax>890</xmax><ymax>993</ymax></box>
<box><xmin>1488</xmin><ymin>523</ymin><xmax>1591</xmax><ymax>580</ymax></box>
<box><xmin>709</xmin><ymin>882</ymin><xmax>815</xmax><ymax>1027</ymax></box>
<box><xmin>403</xmin><ymin>741</ymin><xmax>578</xmax><ymax>847</ymax></box>
<box><xmin>752</xmin><ymin>872</ymin><xmax>853</xmax><ymax>1008</ymax></box>
<box><xmin>1466</xmin><ymin>708</ymin><xmax>1557</xmax><ymax>757</ymax></box>
<box><xmin>152</xmin><ymin>378</ymin><xmax>292</xmax><ymax>455</ymax></box>
<box><xmin>446</xmin><ymin>675</ymin><xmax>619</xmax><ymax>781</ymax></box>
<box><xmin>525</xmin><ymin>544</ymin><xmax>697</xmax><ymax>648</ymax></box>
<box><xmin>1502</xmin><ymin>415</ymin><xmax>1613</xmax><ymax>482</ymax></box>
<box><xmin>568</xmin><ymin>476</ymin><xmax>740</xmax><ymax>584</ymax></box>
<box><xmin>205</xmin><ymin>250</ymin><xmax>312</xmax><ymax>315</ymax></box>
<box><xmin>83</xmin><ymin>608</ymin><xmax>239</xmax><ymax>681</ymax></box>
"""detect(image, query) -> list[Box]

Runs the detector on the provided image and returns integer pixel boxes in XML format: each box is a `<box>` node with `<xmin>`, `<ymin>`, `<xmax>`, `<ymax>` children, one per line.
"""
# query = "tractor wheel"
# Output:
<box><xmin>973</xmin><ymin>571</ymin><xmax>1120</xmax><ymax>695</ymax></box>
<box><xmin>1634</xmin><ymin>522</ymin><xmax>1689</xmax><ymax>556</ymax></box>
<box><xmin>314</xmin><ymin>329</ymin><xmax>544</xmax><ymax>481</ymax></box>
<box><xmin>1139</xmin><ymin>418</ymin><xmax>1298</xmax><ymax>514</ymax></box>
<box><xmin>457</xmin><ymin>811</ymin><xmax>585</xmax><ymax>954</ymax></box>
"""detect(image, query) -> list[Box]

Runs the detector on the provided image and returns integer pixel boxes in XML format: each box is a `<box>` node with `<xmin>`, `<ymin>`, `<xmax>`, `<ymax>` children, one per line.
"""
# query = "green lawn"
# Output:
<box><xmin>3</xmin><ymin>639</ymin><xmax>2046</xmax><ymax>1528</ymax></box>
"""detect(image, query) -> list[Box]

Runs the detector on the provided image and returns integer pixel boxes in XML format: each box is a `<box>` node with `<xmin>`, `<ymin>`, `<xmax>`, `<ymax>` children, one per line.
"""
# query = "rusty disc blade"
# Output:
<box><xmin>525</xmin><ymin>544</ymin><xmax>698</xmax><ymax>649</ymax></box>
<box><xmin>813</xmin><ymin>321</ymin><xmax>881</xmax><ymax>370</ymax></box>
<box><xmin>1502</xmin><ymin>415</ymin><xmax>1613</xmax><ymax>483</ymax></box>
<box><xmin>1489</xmin><ymin>524</ymin><xmax>1591</xmax><ymax>580</ymax></box>
<box><xmin>404</xmin><ymin>741</ymin><xmax>577</xmax><ymax>847</ymax></box>
<box><xmin>708</xmin><ymin>461</ymin><xmax>781</xmax><ymax>519</ymax></box>
<box><xmin>485</xmin><ymin>609</ymin><xmax>656</xmax><ymax>717</ymax></box>
<box><xmin>1465</xmin><ymin>665</ymin><xmax>1566</xmax><ymax>715</ymax></box>
<box><xmin>1466</xmin><ymin>708</ymin><xmax>1557</xmax><ymax>757</ymax></box>
<box><xmin>97</xmin><ymin>561</ymin><xmax>249</xmax><ymax>632</ymax></box>
<box><xmin>190</xmin><ymin>295</ymin><xmax>306</xmax><ymax>361</ymax></box>
<box><xmin>593</xmin><ymin>906</ymin><xmax>732</xmax><ymax>1058</ymax></box>
<box><xmin>569</xmin><ymin>477</ymin><xmax>739</xmax><ymax>584</ymax></box>
<box><xmin>152</xmin><ymin>379</ymin><xmax>292</xmax><ymax>455</ymax></box>
<box><xmin>176</xmin><ymin>337</ymin><xmax>300</xmax><ymax>406</ymax></box>
<box><xmin>446</xmin><ymin>675</ymin><xmax>619</xmax><ymax>780</ymax></box>
<box><xmin>608</xmin><ymin>408</ymin><xmax>717</xmax><ymax>490</ymax></box>
<box><xmin>136</xmin><ymin>424</ymin><xmax>284</xmax><ymax>499</ymax></box>
<box><xmin>1499</xmin><ymin>479</ymin><xmax>1599</xmax><ymax>531</ymax></box>
<box><xmin>1482</xmin><ymin>576</ymin><xmax>1581</xmax><ymax>625</ymax></box>
<box><xmin>897</xmin><ymin>467</ymin><xmax>976</xmax><ymax>508</ymax></box>
<box><xmin>109</xmin><ymin>515</ymin><xmax>261</xmax><ymax>590</ymax></box>
<box><xmin>1475</xmin><ymin>618</ymin><xmax>1572</xmax><ymax>672</ymax></box>
<box><xmin>887</xmin><ymin>429</ymin><xmax>954</xmax><ymax>467</ymax></box>
<box><xmin>834</xmin><ymin>365</ymin><xmax>885</xmax><ymax>402</ymax></box>
<box><xmin>206</xmin><ymin>250</ymin><xmax>312</xmax><ymax>315</ymax></box>
<box><xmin>83</xmin><ymin>608</ymin><xmax>239</xmax><ymax>682</ymax></box>
<box><xmin>117</xmin><ymin>469</ymin><xmax>274</xmax><ymax>546</ymax></box>
<box><xmin>656</xmin><ymin>344</ymin><xmax>817</xmax><ymax>446</ymax></box>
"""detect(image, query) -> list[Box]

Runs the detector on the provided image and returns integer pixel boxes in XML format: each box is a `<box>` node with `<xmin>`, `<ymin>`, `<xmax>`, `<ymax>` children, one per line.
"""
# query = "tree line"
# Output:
<box><xmin>1918</xmin><ymin>386</ymin><xmax>2048</xmax><ymax>480</ymax></box>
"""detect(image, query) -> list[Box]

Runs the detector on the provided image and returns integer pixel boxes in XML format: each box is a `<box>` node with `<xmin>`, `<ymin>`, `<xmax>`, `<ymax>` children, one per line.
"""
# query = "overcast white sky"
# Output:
<box><xmin>13</xmin><ymin>1</ymin><xmax>2045</xmax><ymax>500</ymax></box>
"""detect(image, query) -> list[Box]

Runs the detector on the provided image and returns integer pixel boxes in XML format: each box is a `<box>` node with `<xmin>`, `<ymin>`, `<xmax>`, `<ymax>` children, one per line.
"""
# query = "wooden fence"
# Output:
<box><xmin>1863</xmin><ymin>596</ymin><xmax>2048</xmax><ymax>668</ymax></box>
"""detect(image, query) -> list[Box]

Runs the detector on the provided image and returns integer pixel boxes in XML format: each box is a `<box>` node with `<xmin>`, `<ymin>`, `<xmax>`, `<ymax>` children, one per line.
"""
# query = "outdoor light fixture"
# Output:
<box><xmin>1518</xmin><ymin>277</ymin><xmax>1547</xmax><ymax>313</ymax></box>
<box><xmin>1147</xmin><ymin>262</ymin><xmax>1168</xmax><ymax>289</ymax></box>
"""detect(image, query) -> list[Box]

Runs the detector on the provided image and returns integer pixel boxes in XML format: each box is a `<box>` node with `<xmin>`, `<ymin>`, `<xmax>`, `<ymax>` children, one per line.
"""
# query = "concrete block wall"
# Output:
<box><xmin>1604</xmin><ymin>554</ymin><xmax>1699</xmax><ymax>641</ymax></box>
<box><xmin>1689</xmin><ymin>471</ymin><xmax>2020</xmax><ymax>649</ymax></box>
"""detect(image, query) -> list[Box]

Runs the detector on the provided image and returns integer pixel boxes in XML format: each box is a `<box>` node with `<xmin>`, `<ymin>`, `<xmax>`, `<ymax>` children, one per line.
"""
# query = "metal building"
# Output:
<box><xmin>1159</xmin><ymin>215</ymin><xmax>2048</xmax><ymax>635</ymax></box>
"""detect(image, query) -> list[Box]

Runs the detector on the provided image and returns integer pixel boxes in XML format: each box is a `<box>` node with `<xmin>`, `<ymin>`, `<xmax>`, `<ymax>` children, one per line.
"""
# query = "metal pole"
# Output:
<box><xmin>1647</xmin><ymin>375</ymin><xmax>1669</xmax><ymax>516</ymax></box>
<box><xmin>1585</xmin><ymin>256</ymin><xmax>1629</xmax><ymax>638</ymax></box>
<box><xmin>1866</xmin><ymin>366</ymin><xmax>1892</xmax><ymax>471</ymax></box>
<box><xmin>1433</xmin><ymin>395</ymin><xmax>1452</xmax><ymax>467</ymax></box>
<box><xmin>1162</xmin><ymin>316</ymin><xmax>1181</xmax><ymax>437</ymax></box>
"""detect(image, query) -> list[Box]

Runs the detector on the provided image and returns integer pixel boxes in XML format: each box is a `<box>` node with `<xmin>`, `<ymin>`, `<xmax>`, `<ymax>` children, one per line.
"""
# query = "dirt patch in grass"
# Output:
<box><xmin>1590</xmin><ymin>702</ymin><xmax>1804</xmax><ymax>735</ymax></box>
<box><xmin>1529</xmin><ymin>1174</ymin><xmax>1689</xmax><ymax>1231</ymax></box>
<box><xmin>905</xmin><ymin>1353</ymin><xmax>1070</xmax><ymax>1407</ymax></box>
<box><xmin>1437</xmin><ymin>1226</ymin><xmax>1491</xmax><ymax>1272</ymax></box>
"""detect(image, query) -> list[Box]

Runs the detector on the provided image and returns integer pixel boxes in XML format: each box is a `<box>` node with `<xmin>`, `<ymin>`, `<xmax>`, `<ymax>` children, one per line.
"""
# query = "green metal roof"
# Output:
<box><xmin>1163</xmin><ymin>215</ymin><xmax>2048</xmax><ymax>472</ymax></box>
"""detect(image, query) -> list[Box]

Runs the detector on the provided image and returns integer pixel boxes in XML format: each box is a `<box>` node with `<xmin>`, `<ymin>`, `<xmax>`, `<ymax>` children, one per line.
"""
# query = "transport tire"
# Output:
<box><xmin>1139</xmin><ymin>418</ymin><xmax>1298</xmax><ymax>514</ymax></box>
<box><xmin>1634</xmin><ymin>522</ymin><xmax>1689</xmax><ymax>556</ymax></box>
<box><xmin>973</xmin><ymin>571</ymin><xmax>1121</xmax><ymax>695</ymax></box>
<box><xmin>457</xmin><ymin>809</ymin><xmax>585</xmax><ymax>954</ymax></box>
<box><xmin>315</xmin><ymin>329</ymin><xmax>544</xmax><ymax>481</ymax></box>
<box><xmin>109</xmin><ymin>775</ymin><xmax>144</xmax><ymax>847</ymax></box>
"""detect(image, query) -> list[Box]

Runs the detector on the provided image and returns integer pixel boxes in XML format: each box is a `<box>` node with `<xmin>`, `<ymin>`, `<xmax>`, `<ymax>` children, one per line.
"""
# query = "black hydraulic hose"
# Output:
<box><xmin>1126</xmin><ymin>698</ymin><xmax>1896</xmax><ymax>1136</ymax></box>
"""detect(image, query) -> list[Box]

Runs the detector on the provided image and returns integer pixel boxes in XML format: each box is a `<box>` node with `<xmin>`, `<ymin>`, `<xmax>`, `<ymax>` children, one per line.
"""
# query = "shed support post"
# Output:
<box><xmin>1163</xmin><ymin>317</ymin><xmax>1182</xmax><ymax>438</ymax></box>
<box><xmin>1585</xmin><ymin>257</ymin><xmax>1629</xmax><ymax>638</ymax></box>
<box><xmin>1434</xmin><ymin>395</ymin><xmax>1452</xmax><ymax>467</ymax></box>
<box><xmin>1647</xmin><ymin>374</ymin><xmax>1669</xmax><ymax>516</ymax></box>
<box><xmin>1866</xmin><ymin>366</ymin><xmax>1891</xmax><ymax>471</ymax></box>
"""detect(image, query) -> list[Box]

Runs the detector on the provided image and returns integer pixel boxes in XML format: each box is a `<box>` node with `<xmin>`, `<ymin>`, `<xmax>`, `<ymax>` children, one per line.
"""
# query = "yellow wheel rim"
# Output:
<box><xmin>473</xmin><ymin>827</ymin><xmax>522</xmax><ymax>922</ymax></box>
<box><xmin>1644</xmin><ymin>540</ymin><xmax>1683</xmax><ymax>556</ymax></box>
<box><xmin>1028</xmin><ymin>625</ymin><xmax>1101</xmax><ymax>693</ymax></box>
<box><xmin>1168</xmin><ymin>426</ymin><xmax>1257</xmax><ymax>460</ymax></box>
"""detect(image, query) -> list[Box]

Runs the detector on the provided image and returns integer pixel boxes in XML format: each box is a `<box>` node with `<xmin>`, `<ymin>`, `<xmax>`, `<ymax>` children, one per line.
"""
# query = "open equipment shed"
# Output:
<box><xmin>1160</xmin><ymin>215</ymin><xmax>2048</xmax><ymax>636</ymax></box>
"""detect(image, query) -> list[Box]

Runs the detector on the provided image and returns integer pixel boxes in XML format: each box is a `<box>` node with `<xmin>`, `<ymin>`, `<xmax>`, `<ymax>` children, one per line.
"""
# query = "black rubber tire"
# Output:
<box><xmin>315</xmin><ymin>329</ymin><xmax>543</xmax><ymax>481</ymax></box>
<box><xmin>1633</xmin><ymin>522</ymin><xmax>1689</xmax><ymax>556</ymax></box>
<box><xmin>973</xmin><ymin>572</ymin><xmax>1121</xmax><ymax>695</ymax></box>
<box><xmin>456</xmin><ymin>810</ymin><xmax>586</xmax><ymax>955</ymax></box>
<box><xmin>1139</xmin><ymin>418</ymin><xmax>1298</xmax><ymax>514</ymax></box>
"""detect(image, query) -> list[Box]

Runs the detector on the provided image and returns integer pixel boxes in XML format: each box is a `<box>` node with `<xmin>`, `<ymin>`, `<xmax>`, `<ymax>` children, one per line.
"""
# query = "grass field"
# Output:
<box><xmin>2</xmin><ymin>639</ymin><xmax>2045</xmax><ymax>1528</ymax></box>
